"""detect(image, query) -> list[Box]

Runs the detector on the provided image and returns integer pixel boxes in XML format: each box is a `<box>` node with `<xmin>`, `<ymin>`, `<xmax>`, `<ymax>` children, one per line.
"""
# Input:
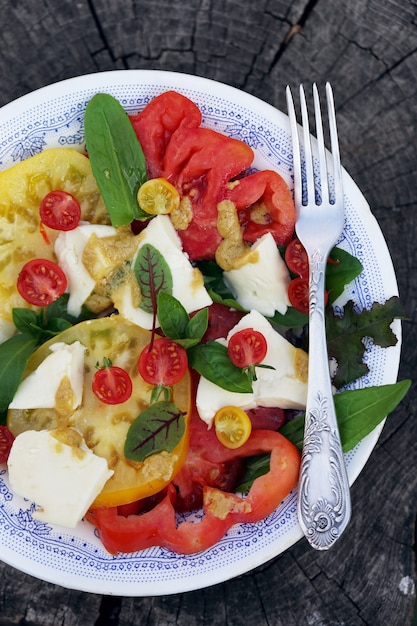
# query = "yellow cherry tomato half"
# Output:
<box><xmin>214</xmin><ymin>405</ymin><xmax>252</xmax><ymax>449</ymax></box>
<box><xmin>137</xmin><ymin>177</ymin><xmax>180</xmax><ymax>215</ymax></box>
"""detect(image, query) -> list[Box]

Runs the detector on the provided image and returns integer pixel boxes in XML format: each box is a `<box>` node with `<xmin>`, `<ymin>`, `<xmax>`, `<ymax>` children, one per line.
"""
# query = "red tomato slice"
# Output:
<box><xmin>86</xmin><ymin>424</ymin><xmax>300</xmax><ymax>555</ymax></box>
<box><xmin>130</xmin><ymin>92</ymin><xmax>296</xmax><ymax>261</ymax></box>
<box><xmin>246</xmin><ymin>406</ymin><xmax>286</xmax><ymax>431</ymax></box>
<box><xmin>17</xmin><ymin>258</ymin><xmax>67</xmax><ymax>307</ymax></box>
<box><xmin>202</xmin><ymin>302</ymin><xmax>245</xmax><ymax>342</ymax></box>
<box><xmin>228</xmin><ymin>328</ymin><xmax>267</xmax><ymax>368</ymax></box>
<box><xmin>285</xmin><ymin>237</ymin><xmax>309</xmax><ymax>277</ymax></box>
<box><xmin>92</xmin><ymin>365</ymin><xmax>133</xmax><ymax>405</ymax></box>
<box><xmin>39</xmin><ymin>190</ymin><xmax>81</xmax><ymax>231</ymax></box>
<box><xmin>0</xmin><ymin>426</ymin><xmax>15</xmax><ymax>464</ymax></box>
<box><xmin>227</xmin><ymin>169</ymin><xmax>296</xmax><ymax>246</ymax></box>
<box><xmin>138</xmin><ymin>337</ymin><xmax>188</xmax><ymax>386</ymax></box>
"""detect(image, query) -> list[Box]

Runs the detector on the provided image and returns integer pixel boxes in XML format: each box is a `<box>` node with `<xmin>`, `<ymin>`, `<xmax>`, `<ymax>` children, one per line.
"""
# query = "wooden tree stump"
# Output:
<box><xmin>0</xmin><ymin>0</ymin><xmax>416</xmax><ymax>624</ymax></box>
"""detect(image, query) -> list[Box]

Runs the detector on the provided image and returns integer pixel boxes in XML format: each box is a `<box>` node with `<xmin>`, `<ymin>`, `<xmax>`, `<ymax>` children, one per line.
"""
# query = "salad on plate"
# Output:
<box><xmin>0</xmin><ymin>87</ymin><xmax>409</xmax><ymax>558</ymax></box>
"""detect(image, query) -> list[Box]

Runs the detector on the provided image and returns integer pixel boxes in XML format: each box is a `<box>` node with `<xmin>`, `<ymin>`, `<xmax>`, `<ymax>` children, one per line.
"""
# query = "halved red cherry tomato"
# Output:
<box><xmin>288</xmin><ymin>276</ymin><xmax>309</xmax><ymax>315</ymax></box>
<box><xmin>39</xmin><ymin>190</ymin><xmax>81</xmax><ymax>231</ymax></box>
<box><xmin>228</xmin><ymin>328</ymin><xmax>267</xmax><ymax>369</ymax></box>
<box><xmin>138</xmin><ymin>337</ymin><xmax>188</xmax><ymax>387</ymax></box>
<box><xmin>285</xmin><ymin>237</ymin><xmax>309</xmax><ymax>277</ymax></box>
<box><xmin>92</xmin><ymin>359</ymin><xmax>133</xmax><ymax>405</ymax></box>
<box><xmin>17</xmin><ymin>258</ymin><xmax>67</xmax><ymax>307</ymax></box>
<box><xmin>288</xmin><ymin>276</ymin><xmax>329</xmax><ymax>315</ymax></box>
<box><xmin>0</xmin><ymin>426</ymin><xmax>15</xmax><ymax>464</ymax></box>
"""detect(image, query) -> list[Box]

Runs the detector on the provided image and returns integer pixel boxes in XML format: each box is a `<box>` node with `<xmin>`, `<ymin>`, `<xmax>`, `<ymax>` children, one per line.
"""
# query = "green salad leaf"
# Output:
<box><xmin>237</xmin><ymin>379</ymin><xmax>411</xmax><ymax>492</ymax></box>
<box><xmin>188</xmin><ymin>341</ymin><xmax>253</xmax><ymax>393</ymax></box>
<box><xmin>0</xmin><ymin>334</ymin><xmax>38</xmax><ymax>414</ymax></box>
<box><xmin>84</xmin><ymin>92</ymin><xmax>149</xmax><ymax>226</ymax></box>
<box><xmin>134</xmin><ymin>244</ymin><xmax>173</xmax><ymax>314</ymax></box>
<box><xmin>326</xmin><ymin>296</ymin><xmax>408</xmax><ymax>388</ymax></box>
<box><xmin>124</xmin><ymin>400</ymin><xmax>186</xmax><ymax>462</ymax></box>
<box><xmin>157</xmin><ymin>291</ymin><xmax>208</xmax><ymax>349</ymax></box>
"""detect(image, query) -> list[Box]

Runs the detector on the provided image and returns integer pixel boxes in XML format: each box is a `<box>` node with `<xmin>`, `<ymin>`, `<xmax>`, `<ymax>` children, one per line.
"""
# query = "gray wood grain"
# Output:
<box><xmin>0</xmin><ymin>0</ymin><xmax>416</xmax><ymax>624</ymax></box>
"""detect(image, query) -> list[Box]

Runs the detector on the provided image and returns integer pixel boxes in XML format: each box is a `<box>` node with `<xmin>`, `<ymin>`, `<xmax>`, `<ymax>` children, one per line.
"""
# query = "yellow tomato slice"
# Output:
<box><xmin>0</xmin><ymin>148</ymin><xmax>108</xmax><ymax>322</ymax></box>
<box><xmin>214</xmin><ymin>405</ymin><xmax>252</xmax><ymax>449</ymax></box>
<box><xmin>7</xmin><ymin>316</ymin><xmax>191</xmax><ymax>507</ymax></box>
<box><xmin>137</xmin><ymin>177</ymin><xmax>180</xmax><ymax>215</ymax></box>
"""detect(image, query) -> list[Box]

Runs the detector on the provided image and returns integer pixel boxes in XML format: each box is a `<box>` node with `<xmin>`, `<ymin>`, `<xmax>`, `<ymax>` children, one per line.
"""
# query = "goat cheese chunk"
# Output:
<box><xmin>223</xmin><ymin>232</ymin><xmax>291</xmax><ymax>316</ymax></box>
<box><xmin>54</xmin><ymin>223</ymin><xmax>117</xmax><ymax>317</ymax></box>
<box><xmin>8</xmin><ymin>429</ymin><xmax>113</xmax><ymax>528</ymax></box>
<box><xmin>113</xmin><ymin>214</ymin><xmax>212</xmax><ymax>330</ymax></box>
<box><xmin>9</xmin><ymin>341</ymin><xmax>85</xmax><ymax>410</ymax></box>
<box><xmin>196</xmin><ymin>310</ymin><xmax>308</xmax><ymax>426</ymax></box>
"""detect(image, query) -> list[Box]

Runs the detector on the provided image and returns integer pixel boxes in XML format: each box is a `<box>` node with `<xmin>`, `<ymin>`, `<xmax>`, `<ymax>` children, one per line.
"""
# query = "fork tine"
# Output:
<box><xmin>326</xmin><ymin>82</ymin><xmax>343</xmax><ymax>203</ymax></box>
<box><xmin>285</xmin><ymin>85</ymin><xmax>302</xmax><ymax>211</ymax></box>
<box><xmin>312</xmin><ymin>83</ymin><xmax>329</xmax><ymax>204</ymax></box>
<box><xmin>299</xmin><ymin>85</ymin><xmax>315</xmax><ymax>205</ymax></box>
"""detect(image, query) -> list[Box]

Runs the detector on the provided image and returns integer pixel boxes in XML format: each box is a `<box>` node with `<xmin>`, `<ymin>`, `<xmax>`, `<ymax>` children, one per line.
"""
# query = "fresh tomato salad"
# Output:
<box><xmin>0</xmin><ymin>89</ymin><xmax>396</xmax><ymax>556</ymax></box>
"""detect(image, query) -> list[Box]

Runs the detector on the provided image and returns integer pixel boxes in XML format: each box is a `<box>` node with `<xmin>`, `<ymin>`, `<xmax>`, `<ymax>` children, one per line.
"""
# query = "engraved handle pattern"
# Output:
<box><xmin>297</xmin><ymin>249</ymin><xmax>351</xmax><ymax>550</ymax></box>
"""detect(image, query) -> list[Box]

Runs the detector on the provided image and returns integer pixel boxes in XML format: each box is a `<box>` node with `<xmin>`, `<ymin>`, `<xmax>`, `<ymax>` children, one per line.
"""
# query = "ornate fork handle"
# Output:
<box><xmin>297</xmin><ymin>248</ymin><xmax>351</xmax><ymax>550</ymax></box>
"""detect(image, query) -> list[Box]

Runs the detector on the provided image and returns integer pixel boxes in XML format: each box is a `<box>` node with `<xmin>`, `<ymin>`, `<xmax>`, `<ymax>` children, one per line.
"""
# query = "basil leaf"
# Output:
<box><xmin>0</xmin><ymin>333</ymin><xmax>38</xmax><ymax>412</ymax></box>
<box><xmin>157</xmin><ymin>291</ymin><xmax>189</xmax><ymax>340</ymax></box>
<box><xmin>12</xmin><ymin>308</ymin><xmax>40</xmax><ymax>335</ymax></box>
<box><xmin>134</xmin><ymin>244</ymin><xmax>173</xmax><ymax>313</ymax></box>
<box><xmin>326</xmin><ymin>247</ymin><xmax>363</xmax><ymax>304</ymax></box>
<box><xmin>84</xmin><ymin>93</ymin><xmax>149</xmax><ymax>226</ymax></box>
<box><xmin>188</xmin><ymin>341</ymin><xmax>253</xmax><ymax>393</ymax></box>
<box><xmin>281</xmin><ymin>379</ymin><xmax>411</xmax><ymax>452</ymax></box>
<box><xmin>237</xmin><ymin>379</ymin><xmax>411</xmax><ymax>491</ymax></box>
<box><xmin>157</xmin><ymin>292</ymin><xmax>209</xmax><ymax>348</ymax></box>
<box><xmin>124</xmin><ymin>400</ymin><xmax>185</xmax><ymax>462</ymax></box>
<box><xmin>185</xmin><ymin>308</ymin><xmax>209</xmax><ymax>345</ymax></box>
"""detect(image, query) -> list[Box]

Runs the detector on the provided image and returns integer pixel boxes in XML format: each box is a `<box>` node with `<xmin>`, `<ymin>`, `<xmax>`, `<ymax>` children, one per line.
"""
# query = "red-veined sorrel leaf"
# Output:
<box><xmin>134</xmin><ymin>243</ymin><xmax>173</xmax><ymax>314</ymax></box>
<box><xmin>124</xmin><ymin>400</ymin><xmax>185</xmax><ymax>462</ymax></box>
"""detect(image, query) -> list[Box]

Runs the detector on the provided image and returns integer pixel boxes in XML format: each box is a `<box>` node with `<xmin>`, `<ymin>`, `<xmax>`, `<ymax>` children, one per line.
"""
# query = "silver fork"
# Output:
<box><xmin>286</xmin><ymin>83</ymin><xmax>351</xmax><ymax>550</ymax></box>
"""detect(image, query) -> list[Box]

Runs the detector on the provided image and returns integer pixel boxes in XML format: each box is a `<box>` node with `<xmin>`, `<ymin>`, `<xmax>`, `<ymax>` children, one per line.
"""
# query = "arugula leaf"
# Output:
<box><xmin>237</xmin><ymin>379</ymin><xmax>411</xmax><ymax>491</ymax></box>
<box><xmin>326</xmin><ymin>296</ymin><xmax>408</xmax><ymax>388</ymax></box>
<box><xmin>84</xmin><ymin>93</ymin><xmax>149</xmax><ymax>226</ymax></box>
<box><xmin>134</xmin><ymin>244</ymin><xmax>173</xmax><ymax>313</ymax></box>
<box><xmin>124</xmin><ymin>400</ymin><xmax>185</xmax><ymax>462</ymax></box>
<box><xmin>157</xmin><ymin>291</ymin><xmax>208</xmax><ymax>348</ymax></box>
<box><xmin>0</xmin><ymin>333</ymin><xmax>38</xmax><ymax>412</ymax></box>
<box><xmin>187</xmin><ymin>341</ymin><xmax>253</xmax><ymax>393</ymax></box>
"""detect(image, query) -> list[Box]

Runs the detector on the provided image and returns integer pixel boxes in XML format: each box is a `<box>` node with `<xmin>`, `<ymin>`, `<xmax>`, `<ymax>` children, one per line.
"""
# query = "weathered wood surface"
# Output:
<box><xmin>0</xmin><ymin>0</ymin><xmax>416</xmax><ymax>624</ymax></box>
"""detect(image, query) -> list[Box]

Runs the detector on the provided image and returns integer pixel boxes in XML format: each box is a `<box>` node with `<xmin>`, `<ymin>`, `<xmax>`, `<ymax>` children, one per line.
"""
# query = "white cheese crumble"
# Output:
<box><xmin>9</xmin><ymin>341</ymin><xmax>86</xmax><ymax>410</ymax></box>
<box><xmin>54</xmin><ymin>223</ymin><xmax>117</xmax><ymax>317</ymax></box>
<box><xmin>7</xmin><ymin>429</ymin><xmax>113</xmax><ymax>528</ymax></box>
<box><xmin>223</xmin><ymin>232</ymin><xmax>291</xmax><ymax>316</ymax></box>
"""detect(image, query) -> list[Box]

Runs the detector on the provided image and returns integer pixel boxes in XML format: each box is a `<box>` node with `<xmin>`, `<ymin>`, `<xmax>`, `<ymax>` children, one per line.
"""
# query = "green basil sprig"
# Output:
<box><xmin>84</xmin><ymin>93</ymin><xmax>149</xmax><ymax>226</ymax></box>
<box><xmin>157</xmin><ymin>291</ymin><xmax>208</xmax><ymax>349</ymax></box>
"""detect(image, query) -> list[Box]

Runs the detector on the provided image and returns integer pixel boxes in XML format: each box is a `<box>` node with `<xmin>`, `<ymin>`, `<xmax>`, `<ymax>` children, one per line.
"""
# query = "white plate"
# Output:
<box><xmin>0</xmin><ymin>70</ymin><xmax>401</xmax><ymax>595</ymax></box>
